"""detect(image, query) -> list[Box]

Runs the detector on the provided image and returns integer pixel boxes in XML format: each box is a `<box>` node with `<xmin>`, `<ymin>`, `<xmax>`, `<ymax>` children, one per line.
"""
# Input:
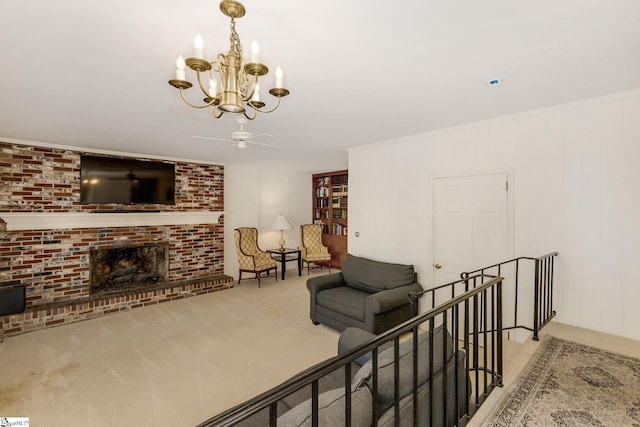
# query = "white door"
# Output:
<box><xmin>433</xmin><ymin>173</ymin><xmax>509</xmax><ymax>288</ymax></box>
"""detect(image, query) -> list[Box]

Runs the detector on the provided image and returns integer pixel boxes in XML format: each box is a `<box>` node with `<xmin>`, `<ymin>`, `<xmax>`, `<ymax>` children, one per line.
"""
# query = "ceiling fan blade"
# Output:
<box><xmin>214</xmin><ymin>143</ymin><xmax>237</xmax><ymax>151</ymax></box>
<box><xmin>192</xmin><ymin>136</ymin><xmax>232</xmax><ymax>143</ymax></box>
<box><xmin>247</xmin><ymin>140</ymin><xmax>283</xmax><ymax>149</ymax></box>
<box><xmin>246</xmin><ymin>133</ymin><xmax>275</xmax><ymax>140</ymax></box>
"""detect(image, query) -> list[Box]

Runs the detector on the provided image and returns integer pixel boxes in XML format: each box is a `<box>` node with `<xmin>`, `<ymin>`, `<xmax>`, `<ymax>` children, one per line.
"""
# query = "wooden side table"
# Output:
<box><xmin>267</xmin><ymin>248</ymin><xmax>302</xmax><ymax>280</ymax></box>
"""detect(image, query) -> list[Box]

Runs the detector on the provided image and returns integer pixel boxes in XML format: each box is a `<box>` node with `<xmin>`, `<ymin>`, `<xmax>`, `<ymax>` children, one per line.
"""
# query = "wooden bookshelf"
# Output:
<box><xmin>312</xmin><ymin>170</ymin><xmax>348</xmax><ymax>268</ymax></box>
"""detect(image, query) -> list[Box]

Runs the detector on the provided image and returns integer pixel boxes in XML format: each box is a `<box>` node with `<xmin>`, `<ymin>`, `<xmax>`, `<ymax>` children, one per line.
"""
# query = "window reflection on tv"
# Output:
<box><xmin>80</xmin><ymin>155</ymin><xmax>175</xmax><ymax>205</ymax></box>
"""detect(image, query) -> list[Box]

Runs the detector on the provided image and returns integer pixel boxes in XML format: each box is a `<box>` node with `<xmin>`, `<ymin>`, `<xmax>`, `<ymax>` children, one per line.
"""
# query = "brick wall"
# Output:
<box><xmin>0</xmin><ymin>142</ymin><xmax>232</xmax><ymax>338</ymax></box>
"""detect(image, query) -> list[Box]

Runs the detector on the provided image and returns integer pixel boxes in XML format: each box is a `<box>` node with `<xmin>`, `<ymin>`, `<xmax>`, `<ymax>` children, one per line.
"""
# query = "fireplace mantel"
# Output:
<box><xmin>0</xmin><ymin>211</ymin><xmax>223</xmax><ymax>231</ymax></box>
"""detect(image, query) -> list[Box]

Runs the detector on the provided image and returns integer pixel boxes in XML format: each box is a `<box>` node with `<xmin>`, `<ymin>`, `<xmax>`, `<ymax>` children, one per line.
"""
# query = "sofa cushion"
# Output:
<box><xmin>341</xmin><ymin>254</ymin><xmax>415</xmax><ymax>293</ymax></box>
<box><xmin>276</xmin><ymin>386</ymin><xmax>372</xmax><ymax>427</ymax></box>
<box><xmin>317</xmin><ymin>287</ymin><xmax>369</xmax><ymax>322</ymax></box>
<box><xmin>351</xmin><ymin>324</ymin><xmax>454</xmax><ymax>413</ymax></box>
<box><xmin>338</xmin><ymin>327</ymin><xmax>379</xmax><ymax>367</ymax></box>
<box><xmin>376</xmin><ymin>350</ymin><xmax>469</xmax><ymax>427</ymax></box>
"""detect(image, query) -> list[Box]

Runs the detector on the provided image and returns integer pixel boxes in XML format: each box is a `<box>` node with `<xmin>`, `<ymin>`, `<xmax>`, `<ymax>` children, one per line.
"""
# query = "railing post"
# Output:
<box><xmin>532</xmin><ymin>259</ymin><xmax>540</xmax><ymax>341</ymax></box>
<box><xmin>550</xmin><ymin>255</ymin><xmax>556</xmax><ymax>319</ymax></box>
<box><xmin>428</xmin><ymin>317</ymin><xmax>435</xmax><ymax>427</ymax></box>
<box><xmin>312</xmin><ymin>380</ymin><xmax>319</xmax><ymax>427</ymax></box>
<box><xmin>393</xmin><ymin>336</ymin><xmax>400</xmax><ymax>427</ymax></box>
<box><xmin>412</xmin><ymin>327</ymin><xmax>419</xmax><ymax>426</ymax></box>
<box><xmin>372</xmin><ymin>348</ymin><xmax>379</xmax><ymax>426</ymax></box>
<box><xmin>473</xmin><ymin>292</ymin><xmax>479</xmax><ymax>405</ymax></box>
<box><xmin>344</xmin><ymin>363</ymin><xmax>352</xmax><ymax>427</ymax></box>
<box><xmin>442</xmin><ymin>310</ymin><xmax>449</xmax><ymax>427</ymax></box>
<box><xmin>269</xmin><ymin>402</ymin><xmax>277</xmax><ymax>427</ymax></box>
<box><xmin>514</xmin><ymin>258</ymin><xmax>519</xmax><ymax>330</ymax></box>
<box><xmin>462</xmin><ymin>272</ymin><xmax>470</xmax><ymax>412</ymax></box>
<box><xmin>496</xmin><ymin>278</ymin><xmax>503</xmax><ymax>387</ymax></box>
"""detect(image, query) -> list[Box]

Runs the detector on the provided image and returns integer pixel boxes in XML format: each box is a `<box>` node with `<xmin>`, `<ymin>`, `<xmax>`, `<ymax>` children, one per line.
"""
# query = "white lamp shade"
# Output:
<box><xmin>271</xmin><ymin>214</ymin><xmax>293</xmax><ymax>231</ymax></box>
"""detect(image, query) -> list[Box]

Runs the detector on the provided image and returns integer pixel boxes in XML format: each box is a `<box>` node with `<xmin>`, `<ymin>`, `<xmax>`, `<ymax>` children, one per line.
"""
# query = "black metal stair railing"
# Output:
<box><xmin>198</xmin><ymin>252</ymin><xmax>558</xmax><ymax>426</ymax></box>
<box><xmin>199</xmin><ymin>275</ymin><xmax>504</xmax><ymax>427</ymax></box>
<box><xmin>460</xmin><ymin>252</ymin><xmax>558</xmax><ymax>341</ymax></box>
<box><xmin>412</xmin><ymin>252</ymin><xmax>558</xmax><ymax>342</ymax></box>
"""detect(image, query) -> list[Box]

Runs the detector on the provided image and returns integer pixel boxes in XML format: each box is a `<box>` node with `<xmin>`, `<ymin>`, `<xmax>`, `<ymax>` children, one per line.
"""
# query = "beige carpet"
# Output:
<box><xmin>0</xmin><ymin>270</ymin><xmax>339</xmax><ymax>427</ymax></box>
<box><xmin>487</xmin><ymin>335</ymin><xmax>640</xmax><ymax>426</ymax></box>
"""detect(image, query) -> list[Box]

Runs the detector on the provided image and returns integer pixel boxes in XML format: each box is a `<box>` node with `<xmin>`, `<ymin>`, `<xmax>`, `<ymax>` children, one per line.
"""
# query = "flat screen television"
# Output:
<box><xmin>80</xmin><ymin>155</ymin><xmax>175</xmax><ymax>205</ymax></box>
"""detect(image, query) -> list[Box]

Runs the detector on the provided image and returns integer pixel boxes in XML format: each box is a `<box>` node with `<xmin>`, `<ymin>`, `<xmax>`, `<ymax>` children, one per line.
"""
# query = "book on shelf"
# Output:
<box><xmin>332</xmin><ymin>208</ymin><xmax>347</xmax><ymax>219</ymax></box>
<box><xmin>332</xmin><ymin>222</ymin><xmax>348</xmax><ymax>236</ymax></box>
<box><xmin>316</xmin><ymin>187</ymin><xmax>329</xmax><ymax>197</ymax></box>
<box><xmin>315</xmin><ymin>209</ymin><xmax>329</xmax><ymax>219</ymax></box>
<box><xmin>316</xmin><ymin>177</ymin><xmax>330</xmax><ymax>186</ymax></box>
<box><xmin>332</xmin><ymin>185</ymin><xmax>348</xmax><ymax>195</ymax></box>
<box><xmin>332</xmin><ymin>199</ymin><xmax>347</xmax><ymax>209</ymax></box>
<box><xmin>332</xmin><ymin>175</ymin><xmax>348</xmax><ymax>185</ymax></box>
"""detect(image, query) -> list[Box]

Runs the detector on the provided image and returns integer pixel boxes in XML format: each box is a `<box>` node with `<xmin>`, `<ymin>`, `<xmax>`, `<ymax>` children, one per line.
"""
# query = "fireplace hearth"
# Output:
<box><xmin>90</xmin><ymin>242</ymin><xmax>169</xmax><ymax>295</ymax></box>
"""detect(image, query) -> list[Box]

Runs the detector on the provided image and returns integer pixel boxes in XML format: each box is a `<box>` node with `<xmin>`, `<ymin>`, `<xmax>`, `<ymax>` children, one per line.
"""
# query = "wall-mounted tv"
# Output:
<box><xmin>80</xmin><ymin>155</ymin><xmax>175</xmax><ymax>205</ymax></box>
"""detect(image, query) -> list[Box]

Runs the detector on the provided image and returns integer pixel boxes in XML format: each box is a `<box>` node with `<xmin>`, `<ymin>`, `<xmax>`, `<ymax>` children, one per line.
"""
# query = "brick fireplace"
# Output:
<box><xmin>0</xmin><ymin>142</ymin><xmax>234</xmax><ymax>340</ymax></box>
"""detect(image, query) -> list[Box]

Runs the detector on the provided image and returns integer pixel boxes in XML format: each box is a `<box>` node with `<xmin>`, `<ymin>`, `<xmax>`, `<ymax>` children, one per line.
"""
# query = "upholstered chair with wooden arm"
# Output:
<box><xmin>300</xmin><ymin>224</ymin><xmax>332</xmax><ymax>274</ymax></box>
<box><xmin>234</xmin><ymin>227</ymin><xmax>277</xmax><ymax>287</ymax></box>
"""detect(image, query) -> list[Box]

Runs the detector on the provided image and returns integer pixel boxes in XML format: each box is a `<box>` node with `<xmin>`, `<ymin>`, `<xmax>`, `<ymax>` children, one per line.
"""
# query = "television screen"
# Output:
<box><xmin>80</xmin><ymin>155</ymin><xmax>175</xmax><ymax>205</ymax></box>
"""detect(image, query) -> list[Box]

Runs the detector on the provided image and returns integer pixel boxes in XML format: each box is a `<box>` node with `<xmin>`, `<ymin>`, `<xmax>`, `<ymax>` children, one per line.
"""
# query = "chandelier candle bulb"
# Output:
<box><xmin>209</xmin><ymin>78</ymin><xmax>217</xmax><ymax>97</ymax></box>
<box><xmin>194</xmin><ymin>34</ymin><xmax>204</xmax><ymax>59</ymax></box>
<box><xmin>251</xmin><ymin>40</ymin><xmax>260</xmax><ymax>63</ymax></box>
<box><xmin>275</xmin><ymin>67</ymin><xmax>283</xmax><ymax>88</ymax></box>
<box><xmin>176</xmin><ymin>55</ymin><xmax>186</xmax><ymax>80</ymax></box>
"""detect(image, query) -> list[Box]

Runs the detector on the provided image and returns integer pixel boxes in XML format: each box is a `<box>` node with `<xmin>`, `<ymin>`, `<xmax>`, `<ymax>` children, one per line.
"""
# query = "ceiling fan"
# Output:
<box><xmin>193</xmin><ymin>117</ymin><xmax>281</xmax><ymax>150</ymax></box>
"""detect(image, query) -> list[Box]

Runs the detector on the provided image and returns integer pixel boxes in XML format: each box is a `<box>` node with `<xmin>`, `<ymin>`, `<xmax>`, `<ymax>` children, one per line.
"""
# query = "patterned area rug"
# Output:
<box><xmin>487</xmin><ymin>336</ymin><xmax>640</xmax><ymax>426</ymax></box>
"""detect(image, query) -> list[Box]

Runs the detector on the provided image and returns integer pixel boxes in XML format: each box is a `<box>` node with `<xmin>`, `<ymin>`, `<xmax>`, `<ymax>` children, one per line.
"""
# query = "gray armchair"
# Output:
<box><xmin>307</xmin><ymin>254</ymin><xmax>423</xmax><ymax>334</ymax></box>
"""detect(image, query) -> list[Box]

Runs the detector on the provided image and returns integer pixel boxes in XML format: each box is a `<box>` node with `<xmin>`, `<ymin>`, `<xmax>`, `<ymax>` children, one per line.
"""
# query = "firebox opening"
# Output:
<box><xmin>89</xmin><ymin>242</ymin><xmax>169</xmax><ymax>295</ymax></box>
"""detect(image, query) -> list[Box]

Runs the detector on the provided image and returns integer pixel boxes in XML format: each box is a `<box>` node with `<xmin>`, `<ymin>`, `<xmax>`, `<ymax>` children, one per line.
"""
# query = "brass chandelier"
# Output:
<box><xmin>168</xmin><ymin>0</ymin><xmax>289</xmax><ymax>120</ymax></box>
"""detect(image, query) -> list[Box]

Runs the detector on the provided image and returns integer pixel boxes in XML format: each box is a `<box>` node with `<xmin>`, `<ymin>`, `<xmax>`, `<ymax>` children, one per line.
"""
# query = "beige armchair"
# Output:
<box><xmin>300</xmin><ymin>224</ymin><xmax>332</xmax><ymax>274</ymax></box>
<box><xmin>234</xmin><ymin>227</ymin><xmax>277</xmax><ymax>287</ymax></box>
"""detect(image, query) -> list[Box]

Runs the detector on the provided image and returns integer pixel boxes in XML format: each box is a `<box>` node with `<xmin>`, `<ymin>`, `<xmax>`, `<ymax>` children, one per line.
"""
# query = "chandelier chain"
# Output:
<box><xmin>229</xmin><ymin>18</ymin><xmax>243</xmax><ymax>58</ymax></box>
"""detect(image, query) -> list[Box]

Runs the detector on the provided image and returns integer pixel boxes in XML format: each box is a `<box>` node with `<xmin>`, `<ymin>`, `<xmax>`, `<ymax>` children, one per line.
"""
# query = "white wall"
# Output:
<box><xmin>224</xmin><ymin>165</ymin><xmax>312</xmax><ymax>279</ymax></box>
<box><xmin>348</xmin><ymin>89</ymin><xmax>640</xmax><ymax>341</ymax></box>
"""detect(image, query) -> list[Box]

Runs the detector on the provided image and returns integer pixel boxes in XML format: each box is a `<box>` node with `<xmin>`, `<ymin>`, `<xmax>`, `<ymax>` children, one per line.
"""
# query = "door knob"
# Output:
<box><xmin>433</xmin><ymin>263</ymin><xmax>442</xmax><ymax>269</ymax></box>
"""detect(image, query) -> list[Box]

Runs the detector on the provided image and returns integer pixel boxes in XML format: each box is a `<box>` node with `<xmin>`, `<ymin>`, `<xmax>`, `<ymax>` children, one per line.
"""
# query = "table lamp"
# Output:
<box><xmin>271</xmin><ymin>214</ymin><xmax>293</xmax><ymax>251</ymax></box>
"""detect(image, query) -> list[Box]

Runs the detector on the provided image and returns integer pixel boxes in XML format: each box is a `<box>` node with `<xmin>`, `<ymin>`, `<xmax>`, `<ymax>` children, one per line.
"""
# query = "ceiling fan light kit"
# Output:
<box><xmin>168</xmin><ymin>0</ymin><xmax>290</xmax><ymax>121</ymax></box>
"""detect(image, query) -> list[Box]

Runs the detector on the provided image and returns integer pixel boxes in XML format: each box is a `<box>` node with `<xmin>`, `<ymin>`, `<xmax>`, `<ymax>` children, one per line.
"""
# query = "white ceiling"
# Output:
<box><xmin>1</xmin><ymin>1</ymin><xmax>639</xmax><ymax>173</ymax></box>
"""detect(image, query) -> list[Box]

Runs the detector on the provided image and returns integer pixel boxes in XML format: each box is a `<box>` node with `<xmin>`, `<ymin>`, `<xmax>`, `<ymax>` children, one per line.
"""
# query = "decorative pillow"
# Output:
<box><xmin>341</xmin><ymin>254</ymin><xmax>415</xmax><ymax>293</ymax></box>
<box><xmin>276</xmin><ymin>386</ymin><xmax>372</xmax><ymax>427</ymax></box>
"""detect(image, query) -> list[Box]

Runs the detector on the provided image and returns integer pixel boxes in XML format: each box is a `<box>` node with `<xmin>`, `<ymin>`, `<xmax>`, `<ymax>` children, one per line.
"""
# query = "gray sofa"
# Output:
<box><xmin>253</xmin><ymin>325</ymin><xmax>470</xmax><ymax>427</ymax></box>
<box><xmin>307</xmin><ymin>254</ymin><xmax>424</xmax><ymax>334</ymax></box>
